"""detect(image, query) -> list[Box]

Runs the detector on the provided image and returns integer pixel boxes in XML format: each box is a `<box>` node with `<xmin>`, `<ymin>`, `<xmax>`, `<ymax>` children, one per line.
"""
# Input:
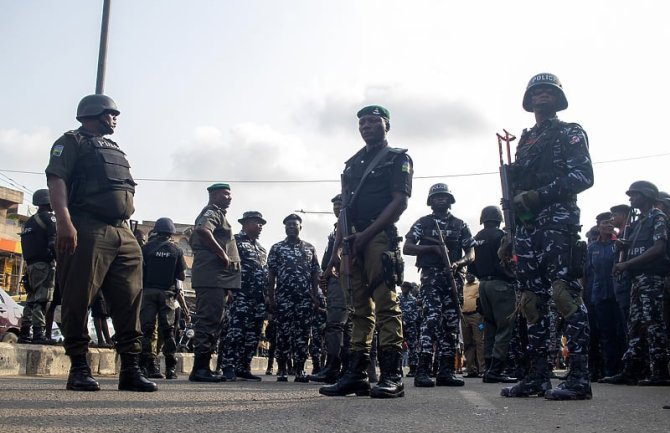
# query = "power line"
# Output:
<box><xmin>1</xmin><ymin>151</ymin><xmax>668</xmax><ymax>184</ymax></box>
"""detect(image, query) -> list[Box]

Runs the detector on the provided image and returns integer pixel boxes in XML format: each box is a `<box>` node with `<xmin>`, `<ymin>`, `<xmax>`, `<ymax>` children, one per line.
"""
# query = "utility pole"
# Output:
<box><xmin>95</xmin><ymin>0</ymin><xmax>112</xmax><ymax>94</ymax></box>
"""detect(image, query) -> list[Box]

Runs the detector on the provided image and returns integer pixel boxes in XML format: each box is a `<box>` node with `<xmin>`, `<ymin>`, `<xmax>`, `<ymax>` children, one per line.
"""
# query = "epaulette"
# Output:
<box><xmin>388</xmin><ymin>147</ymin><xmax>408</xmax><ymax>154</ymax></box>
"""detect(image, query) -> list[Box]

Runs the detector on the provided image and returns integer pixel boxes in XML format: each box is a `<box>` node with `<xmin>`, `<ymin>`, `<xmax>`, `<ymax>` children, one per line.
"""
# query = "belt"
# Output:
<box><xmin>462</xmin><ymin>311</ymin><xmax>478</xmax><ymax>316</ymax></box>
<box><xmin>73</xmin><ymin>211</ymin><xmax>127</xmax><ymax>228</ymax></box>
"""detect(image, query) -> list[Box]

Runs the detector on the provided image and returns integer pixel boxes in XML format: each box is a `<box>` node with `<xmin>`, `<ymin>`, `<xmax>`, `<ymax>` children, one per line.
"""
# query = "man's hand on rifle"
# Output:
<box><xmin>451</xmin><ymin>260</ymin><xmax>466</xmax><ymax>273</ymax></box>
<box><xmin>324</xmin><ymin>251</ymin><xmax>341</xmax><ymax>279</ymax></box>
<box><xmin>346</xmin><ymin>231</ymin><xmax>371</xmax><ymax>257</ymax></box>
<box><xmin>513</xmin><ymin>190</ymin><xmax>541</xmax><ymax>214</ymax></box>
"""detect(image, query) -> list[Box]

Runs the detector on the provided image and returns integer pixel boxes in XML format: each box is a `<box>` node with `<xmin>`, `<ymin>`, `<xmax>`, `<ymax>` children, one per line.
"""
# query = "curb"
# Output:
<box><xmin>0</xmin><ymin>343</ymin><xmax>293</xmax><ymax>376</ymax></box>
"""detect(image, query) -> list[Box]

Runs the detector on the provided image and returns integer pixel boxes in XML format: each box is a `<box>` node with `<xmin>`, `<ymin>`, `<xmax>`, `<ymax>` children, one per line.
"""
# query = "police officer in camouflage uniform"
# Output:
<box><xmin>501</xmin><ymin>73</ymin><xmax>594</xmax><ymax>400</ymax></box>
<box><xmin>404</xmin><ymin>183</ymin><xmax>474</xmax><ymax>388</ymax></box>
<box><xmin>46</xmin><ymin>95</ymin><xmax>156</xmax><ymax>392</ymax></box>
<box><xmin>309</xmin><ymin>194</ymin><xmax>354</xmax><ymax>384</ymax></box>
<box><xmin>267</xmin><ymin>214</ymin><xmax>321</xmax><ymax>383</ymax></box>
<box><xmin>399</xmin><ymin>281</ymin><xmax>420</xmax><ymax>377</ymax></box>
<box><xmin>219</xmin><ymin>211</ymin><xmax>268</xmax><ymax>382</ymax></box>
<box><xmin>18</xmin><ymin>189</ymin><xmax>57</xmax><ymax>345</ymax></box>
<box><xmin>601</xmin><ymin>181</ymin><xmax>670</xmax><ymax>386</ymax></box>
<box><xmin>139</xmin><ymin>217</ymin><xmax>186</xmax><ymax>380</ymax></box>
<box><xmin>189</xmin><ymin>183</ymin><xmax>241</xmax><ymax>382</ymax></box>
<box><xmin>320</xmin><ymin>105</ymin><xmax>412</xmax><ymax>399</ymax></box>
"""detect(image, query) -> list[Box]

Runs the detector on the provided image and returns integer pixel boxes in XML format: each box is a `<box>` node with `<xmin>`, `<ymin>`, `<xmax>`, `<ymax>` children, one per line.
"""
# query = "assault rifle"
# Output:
<box><xmin>431</xmin><ymin>220</ymin><xmax>462</xmax><ymax>319</ymax></box>
<box><xmin>497</xmin><ymin>129</ymin><xmax>517</xmax><ymax>238</ymax></box>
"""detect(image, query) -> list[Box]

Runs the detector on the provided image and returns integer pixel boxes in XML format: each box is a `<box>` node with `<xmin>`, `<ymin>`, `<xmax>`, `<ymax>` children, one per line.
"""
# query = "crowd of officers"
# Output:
<box><xmin>20</xmin><ymin>71</ymin><xmax>670</xmax><ymax>403</ymax></box>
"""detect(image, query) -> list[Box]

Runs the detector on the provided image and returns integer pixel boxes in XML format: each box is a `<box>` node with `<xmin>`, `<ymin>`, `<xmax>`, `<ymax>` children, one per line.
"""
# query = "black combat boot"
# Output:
<box><xmin>276</xmin><ymin>359</ymin><xmax>289</xmax><ymax>382</ymax></box>
<box><xmin>406</xmin><ymin>363</ymin><xmax>417</xmax><ymax>378</ymax></box>
<box><xmin>189</xmin><ymin>353</ymin><xmax>221</xmax><ymax>382</ymax></box>
<box><xmin>371</xmin><ymin>350</ymin><xmax>405</xmax><ymax>398</ymax></box>
<box><xmin>545</xmin><ymin>354</ymin><xmax>592</xmax><ymax>400</ymax></box>
<box><xmin>236</xmin><ymin>364</ymin><xmax>262</xmax><ymax>382</ymax></box>
<box><xmin>145</xmin><ymin>355</ymin><xmax>165</xmax><ymax>379</ymax></box>
<box><xmin>638</xmin><ymin>358</ymin><xmax>670</xmax><ymax>386</ymax></box>
<box><xmin>294</xmin><ymin>361</ymin><xmax>309</xmax><ymax>383</ymax></box>
<box><xmin>483</xmin><ymin>358</ymin><xmax>517</xmax><ymax>383</ymax></box>
<box><xmin>30</xmin><ymin>326</ymin><xmax>55</xmax><ymax>345</ymax></box>
<box><xmin>165</xmin><ymin>354</ymin><xmax>178</xmax><ymax>380</ymax></box>
<box><xmin>436</xmin><ymin>355</ymin><xmax>465</xmax><ymax>387</ymax></box>
<box><xmin>599</xmin><ymin>359</ymin><xmax>638</xmax><ymax>385</ymax></box>
<box><xmin>118</xmin><ymin>354</ymin><xmax>158</xmax><ymax>392</ymax></box>
<box><xmin>66</xmin><ymin>354</ymin><xmax>100</xmax><ymax>391</ymax></box>
<box><xmin>308</xmin><ymin>355</ymin><xmax>341</xmax><ymax>384</ymax></box>
<box><xmin>265</xmin><ymin>356</ymin><xmax>274</xmax><ymax>375</ymax></box>
<box><xmin>501</xmin><ymin>355</ymin><xmax>551</xmax><ymax>397</ymax></box>
<box><xmin>414</xmin><ymin>353</ymin><xmax>435</xmax><ymax>388</ymax></box>
<box><xmin>338</xmin><ymin>350</ymin><xmax>350</xmax><ymax>379</ymax></box>
<box><xmin>17</xmin><ymin>322</ymin><xmax>32</xmax><ymax>344</ymax></box>
<box><xmin>221</xmin><ymin>365</ymin><xmax>237</xmax><ymax>382</ymax></box>
<box><xmin>319</xmin><ymin>351</ymin><xmax>371</xmax><ymax>397</ymax></box>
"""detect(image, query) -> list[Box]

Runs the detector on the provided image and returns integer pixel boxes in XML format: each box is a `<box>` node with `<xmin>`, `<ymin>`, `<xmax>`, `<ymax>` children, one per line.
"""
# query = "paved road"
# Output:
<box><xmin>1</xmin><ymin>373</ymin><xmax>668</xmax><ymax>433</ymax></box>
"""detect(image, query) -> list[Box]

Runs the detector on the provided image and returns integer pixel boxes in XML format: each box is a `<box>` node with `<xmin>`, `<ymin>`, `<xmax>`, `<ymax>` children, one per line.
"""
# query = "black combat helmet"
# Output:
<box><xmin>76</xmin><ymin>94</ymin><xmax>120</xmax><ymax>120</ymax></box>
<box><xmin>480</xmin><ymin>205</ymin><xmax>503</xmax><ymax>224</ymax></box>
<box><xmin>626</xmin><ymin>180</ymin><xmax>659</xmax><ymax>201</ymax></box>
<box><xmin>154</xmin><ymin>217</ymin><xmax>177</xmax><ymax>235</ymax></box>
<box><xmin>522</xmin><ymin>73</ymin><xmax>569</xmax><ymax>112</ymax></box>
<box><xmin>427</xmin><ymin>183</ymin><xmax>455</xmax><ymax>205</ymax></box>
<box><xmin>32</xmin><ymin>189</ymin><xmax>50</xmax><ymax>206</ymax></box>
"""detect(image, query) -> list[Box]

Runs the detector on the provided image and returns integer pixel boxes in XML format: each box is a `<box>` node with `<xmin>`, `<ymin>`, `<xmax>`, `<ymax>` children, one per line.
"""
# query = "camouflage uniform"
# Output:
<box><xmin>505</xmin><ymin>116</ymin><xmax>594</xmax><ymax>399</ymax></box>
<box><xmin>399</xmin><ymin>291</ymin><xmax>419</xmax><ymax>368</ymax></box>
<box><xmin>268</xmin><ymin>239</ymin><xmax>320</xmax><ymax>369</ymax></box>
<box><xmin>221</xmin><ymin>231</ymin><xmax>268</xmax><ymax>375</ymax></box>
<box><xmin>621</xmin><ymin>209</ymin><xmax>669</xmax><ymax>373</ymax></box>
<box><xmin>406</xmin><ymin>213</ymin><xmax>471</xmax><ymax>360</ymax></box>
<box><xmin>309</xmin><ymin>292</ymin><xmax>327</xmax><ymax>369</ymax></box>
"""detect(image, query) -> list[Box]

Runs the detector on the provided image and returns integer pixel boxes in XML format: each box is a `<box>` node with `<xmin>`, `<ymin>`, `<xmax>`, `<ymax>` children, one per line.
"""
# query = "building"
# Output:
<box><xmin>0</xmin><ymin>186</ymin><xmax>25</xmax><ymax>295</ymax></box>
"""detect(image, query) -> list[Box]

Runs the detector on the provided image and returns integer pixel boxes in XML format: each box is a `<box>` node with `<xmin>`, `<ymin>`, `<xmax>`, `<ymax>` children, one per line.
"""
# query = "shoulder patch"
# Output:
<box><xmin>401</xmin><ymin>160</ymin><xmax>412</xmax><ymax>173</ymax></box>
<box><xmin>52</xmin><ymin>144</ymin><xmax>64</xmax><ymax>157</ymax></box>
<box><xmin>204</xmin><ymin>210</ymin><xmax>215</xmax><ymax>217</ymax></box>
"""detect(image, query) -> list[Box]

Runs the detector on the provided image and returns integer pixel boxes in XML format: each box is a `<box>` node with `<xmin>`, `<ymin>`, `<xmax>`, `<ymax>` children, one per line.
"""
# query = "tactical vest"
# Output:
<box><xmin>67</xmin><ymin>131</ymin><xmax>136</xmax><ymax>203</ymax></box>
<box><xmin>627</xmin><ymin>209</ymin><xmax>670</xmax><ymax>276</ymax></box>
<box><xmin>512</xmin><ymin>119</ymin><xmax>580</xmax><ymax>203</ymax></box>
<box><xmin>20</xmin><ymin>212</ymin><xmax>55</xmax><ymax>264</ymax></box>
<box><xmin>143</xmin><ymin>238</ymin><xmax>181</xmax><ymax>290</ymax></box>
<box><xmin>416</xmin><ymin>214</ymin><xmax>465</xmax><ymax>268</ymax></box>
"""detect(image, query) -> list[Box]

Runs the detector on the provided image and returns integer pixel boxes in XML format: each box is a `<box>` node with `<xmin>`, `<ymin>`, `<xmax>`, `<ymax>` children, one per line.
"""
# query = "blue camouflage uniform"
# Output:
<box><xmin>220</xmin><ymin>231</ymin><xmax>268</xmax><ymax>375</ymax></box>
<box><xmin>406</xmin><ymin>213</ymin><xmax>472</xmax><ymax>360</ymax></box>
<box><xmin>399</xmin><ymin>291</ymin><xmax>420</xmax><ymax>368</ymax></box>
<box><xmin>268</xmin><ymin>239</ymin><xmax>321</xmax><ymax>371</ymax></box>
<box><xmin>506</xmin><ymin>117</ymin><xmax>594</xmax><ymax>398</ymax></box>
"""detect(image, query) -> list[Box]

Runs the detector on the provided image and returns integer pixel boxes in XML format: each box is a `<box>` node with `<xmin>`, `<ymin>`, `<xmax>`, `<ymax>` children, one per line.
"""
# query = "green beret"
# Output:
<box><xmin>283</xmin><ymin>213</ymin><xmax>302</xmax><ymax>224</ymax></box>
<box><xmin>357</xmin><ymin>105</ymin><xmax>390</xmax><ymax>120</ymax></box>
<box><xmin>207</xmin><ymin>183</ymin><xmax>231</xmax><ymax>192</ymax></box>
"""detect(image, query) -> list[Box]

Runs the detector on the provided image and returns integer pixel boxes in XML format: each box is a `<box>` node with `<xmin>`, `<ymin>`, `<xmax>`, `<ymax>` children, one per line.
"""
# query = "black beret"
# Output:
<box><xmin>596</xmin><ymin>212</ymin><xmax>612</xmax><ymax>223</ymax></box>
<box><xmin>609</xmin><ymin>204</ymin><xmax>630</xmax><ymax>214</ymax></box>
<box><xmin>282</xmin><ymin>213</ymin><xmax>302</xmax><ymax>224</ymax></box>
<box><xmin>331</xmin><ymin>194</ymin><xmax>343</xmax><ymax>203</ymax></box>
<box><xmin>356</xmin><ymin>105</ymin><xmax>390</xmax><ymax>120</ymax></box>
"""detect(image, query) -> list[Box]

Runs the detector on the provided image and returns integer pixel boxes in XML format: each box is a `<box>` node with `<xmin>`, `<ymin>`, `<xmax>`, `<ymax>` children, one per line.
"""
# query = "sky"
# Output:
<box><xmin>1</xmin><ymin>0</ymin><xmax>669</xmax><ymax>283</ymax></box>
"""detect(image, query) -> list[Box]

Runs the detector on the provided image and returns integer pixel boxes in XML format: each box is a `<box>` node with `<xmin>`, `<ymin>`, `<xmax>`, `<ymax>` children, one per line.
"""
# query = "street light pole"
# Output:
<box><xmin>95</xmin><ymin>0</ymin><xmax>112</xmax><ymax>94</ymax></box>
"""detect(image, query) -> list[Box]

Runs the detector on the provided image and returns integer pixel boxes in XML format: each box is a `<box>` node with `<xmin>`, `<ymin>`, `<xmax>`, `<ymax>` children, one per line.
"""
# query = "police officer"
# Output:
<box><xmin>219</xmin><ymin>211</ymin><xmax>268</xmax><ymax>382</ymax></box>
<box><xmin>601</xmin><ymin>181</ymin><xmax>670</xmax><ymax>386</ymax></box>
<box><xmin>320</xmin><ymin>105</ymin><xmax>412</xmax><ymax>399</ymax></box>
<box><xmin>18</xmin><ymin>189</ymin><xmax>57</xmax><ymax>345</ymax></box>
<box><xmin>501</xmin><ymin>73</ymin><xmax>594</xmax><ymax>400</ymax></box>
<box><xmin>189</xmin><ymin>183</ymin><xmax>241</xmax><ymax>382</ymax></box>
<box><xmin>309</xmin><ymin>194</ymin><xmax>353</xmax><ymax>385</ymax></box>
<box><xmin>404</xmin><ymin>183</ymin><xmax>474</xmax><ymax>388</ymax></box>
<box><xmin>139</xmin><ymin>217</ymin><xmax>186</xmax><ymax>380</ymax></box>
<box><xmin>46</xmin><ymin>94</ymin><xmax>156</xmax><ymax>392</ymax></box>
<box><xmin>399</xmin><ymin>281</ymin><xmax>420</xmax><ymax>377</ymax></box>
<box><xmin>267</xmin><ymin>214</ymin><xmax>321</xmax><ymax>383</ymax></box>
<box><xmin>610</xmin><ymin>204</ymin><xmax>633</xmax><ymax>326</ymax></box>
<box><xmin>470</xmin><ymin>206</ymin><xmax>517</xmax><ymax>383</ymax></box>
